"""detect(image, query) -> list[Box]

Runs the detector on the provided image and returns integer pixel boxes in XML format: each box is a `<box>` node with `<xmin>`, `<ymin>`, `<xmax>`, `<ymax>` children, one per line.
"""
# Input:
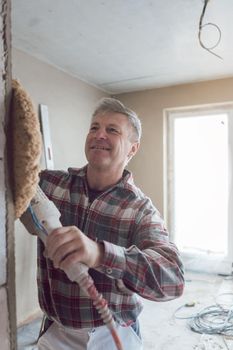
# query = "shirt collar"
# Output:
<box><xmin>67</xmin><ymin>165</ymin><xmax>137</xmax><ymax>196</ymax></box>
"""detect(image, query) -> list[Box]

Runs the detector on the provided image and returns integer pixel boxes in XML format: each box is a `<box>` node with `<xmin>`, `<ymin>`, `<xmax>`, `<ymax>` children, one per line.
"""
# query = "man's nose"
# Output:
<box><xmin>95</xmin><ymin>128</ymin><xmax>107</xmax><ymax>139</ymax></box>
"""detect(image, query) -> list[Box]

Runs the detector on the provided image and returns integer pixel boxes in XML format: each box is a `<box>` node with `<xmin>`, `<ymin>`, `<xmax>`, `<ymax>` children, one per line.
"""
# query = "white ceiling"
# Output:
<box><xmin>12</xmin><ymin>0</ymin><xmax>233</xmax><ymax>94</ymax></box>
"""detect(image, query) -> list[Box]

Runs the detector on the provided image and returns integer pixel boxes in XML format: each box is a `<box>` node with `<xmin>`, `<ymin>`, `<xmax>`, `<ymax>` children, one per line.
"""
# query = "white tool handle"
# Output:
<box><xmin>31</xmin><ymin>187</ymin><xmax>89</xmax><ymax>279</ymax></box>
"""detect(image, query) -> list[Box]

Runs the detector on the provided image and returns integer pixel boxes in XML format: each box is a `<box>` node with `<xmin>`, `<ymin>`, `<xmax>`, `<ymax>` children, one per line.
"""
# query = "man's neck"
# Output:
<box><xmin>86</xmin><ymin>165</ymin><xmax>123</xmax><ymax>191</ymax></box>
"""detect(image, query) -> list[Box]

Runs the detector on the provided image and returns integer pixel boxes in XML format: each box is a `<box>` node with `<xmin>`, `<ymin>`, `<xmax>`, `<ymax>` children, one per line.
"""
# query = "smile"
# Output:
<box><xmin>90</xmin><ymin>146</ymin><xmax>110</xmax><ymax>150</ymax></box>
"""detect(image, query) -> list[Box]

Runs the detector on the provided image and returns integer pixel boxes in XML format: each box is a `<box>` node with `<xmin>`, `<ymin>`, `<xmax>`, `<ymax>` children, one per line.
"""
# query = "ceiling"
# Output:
<box><xmin>12</xmin><ymin>0</ymin><xmax>233</xmax><ymax>94</ymax></box>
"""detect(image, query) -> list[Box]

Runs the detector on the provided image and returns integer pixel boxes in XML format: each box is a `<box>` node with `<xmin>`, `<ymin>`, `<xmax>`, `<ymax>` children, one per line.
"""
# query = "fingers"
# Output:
<box><xmin>46</xmin><ymin>227</ymin><xmax>72</xmax><ymax>252</ymax></box>
<box><xmin>46</xmin><ymin>226</ymin><xmax>84</xmax><ymax>268</ymax></box>
<box><xmin>45</xmin><ymin>226</ymin><xmax>104</xmax><ymax>270</ymax></box>
<box><xmin>50</xmin><ymin>240</ymin><xmax>78</xmax><ymax>268</ymax></box>
<box><xmin>47</xmin><ymin>226</ymin><xmax>75</xmax><ymax>255</ymax></box>
<box><xmin>59</xmin><ymin>249</ymin><xmax>86</xmax><ymax>271</ymax></box>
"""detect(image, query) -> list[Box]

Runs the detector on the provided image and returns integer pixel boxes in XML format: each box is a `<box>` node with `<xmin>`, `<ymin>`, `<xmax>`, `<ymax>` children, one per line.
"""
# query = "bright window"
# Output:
<box><xmin>165</xmin><ymin>105</ymin><xmax>233</xmax><ymax>274</ymax></box>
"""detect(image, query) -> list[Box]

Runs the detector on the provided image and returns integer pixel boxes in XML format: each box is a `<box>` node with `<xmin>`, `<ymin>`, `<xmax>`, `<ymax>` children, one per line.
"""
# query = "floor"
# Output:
<box><xmin>139</xmin><ymin>271</ymin><xmax>233</xmax><ymax>350</ymax></box>
<box><xmin>17</xmin><ymin>271</ymin><xmax>233</xmax><ymax>350</ymax></box>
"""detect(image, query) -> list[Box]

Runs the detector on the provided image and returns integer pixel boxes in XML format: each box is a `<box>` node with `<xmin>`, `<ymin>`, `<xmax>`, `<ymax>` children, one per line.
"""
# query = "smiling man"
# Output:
<box><xmin>85</xmin><ymin>109</ymin><xmax>139</xmax><ymax>190</ymax></box>
<box><xmin>30</xmin><ymin>98</ymin><xmax>184</xmax><ymax>349</ymax></box>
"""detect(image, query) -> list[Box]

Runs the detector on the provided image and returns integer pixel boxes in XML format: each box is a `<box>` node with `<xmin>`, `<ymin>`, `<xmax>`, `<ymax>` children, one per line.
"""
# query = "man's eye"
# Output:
<box><xmin>109</xmin><ymin>128</ymin><xmax>119</xmax><ymax>133</ymax></box>
<box><xmin>90</xmin><ymin>126</ymin><xmax>98</xmax><ymax>132</ymax></box>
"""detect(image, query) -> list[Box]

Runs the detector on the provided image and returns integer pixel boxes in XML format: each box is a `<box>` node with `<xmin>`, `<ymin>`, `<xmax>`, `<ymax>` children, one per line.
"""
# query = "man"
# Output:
<box><xmin>24</xmin><ymin>98</ymin><xmax>184</xmax><ymax>349</ymax></box>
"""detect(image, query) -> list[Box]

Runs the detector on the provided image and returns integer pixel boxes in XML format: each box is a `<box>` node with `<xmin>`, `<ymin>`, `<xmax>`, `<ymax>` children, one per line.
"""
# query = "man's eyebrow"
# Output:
<box><xmin>90</xmin><ymin>122</ymin><xmax>121</xmax><ymax>129</ymax></box>
<box><xmin>107</xmin><ymin>123</ymin><xmax>121</xmax><ymax>129</ymax></box>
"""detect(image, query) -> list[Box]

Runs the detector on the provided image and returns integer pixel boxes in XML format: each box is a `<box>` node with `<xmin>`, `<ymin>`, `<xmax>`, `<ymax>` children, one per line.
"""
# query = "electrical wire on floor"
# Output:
<box><xmin>173</xmin><ymin>295</ymin><xmax>233</xmax><ymax>336</ymax></box>
<box><xmin>173</xmin><ymin>294</ymin><xmax>233</xmax><ymax>349</ymax></box>
<box><xmin>189</xmin><ymin>304</ymin><xmax>233</xmax><ymax>335</ymax></box>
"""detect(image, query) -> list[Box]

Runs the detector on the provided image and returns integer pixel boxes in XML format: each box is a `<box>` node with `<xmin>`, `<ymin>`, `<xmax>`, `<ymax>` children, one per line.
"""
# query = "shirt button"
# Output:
<box><xmin>106</xmin><ymin>268</ymin><xmax>112</xmax><ymax>274</ymax></box>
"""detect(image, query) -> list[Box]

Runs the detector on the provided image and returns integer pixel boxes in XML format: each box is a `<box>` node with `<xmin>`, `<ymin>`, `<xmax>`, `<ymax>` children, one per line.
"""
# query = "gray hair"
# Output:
<box><xmin>92</xmin><ymin>97</ymin><xmax>142</xmax><ymax>142</ymax></box>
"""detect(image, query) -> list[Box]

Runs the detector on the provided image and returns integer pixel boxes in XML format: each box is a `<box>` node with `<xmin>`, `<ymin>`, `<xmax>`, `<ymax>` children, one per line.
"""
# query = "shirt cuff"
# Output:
<box><xmin>96</xmin><ymin>240</ymin><xmax>126</xmax><ymax>279</ymax></box>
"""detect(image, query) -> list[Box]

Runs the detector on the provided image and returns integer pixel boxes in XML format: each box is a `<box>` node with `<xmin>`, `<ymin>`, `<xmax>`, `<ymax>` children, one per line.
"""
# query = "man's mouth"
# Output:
<box><xmin>90</xmin><ymin>146</ymin><xmax>110</xmax><ymax>150</ymax></box>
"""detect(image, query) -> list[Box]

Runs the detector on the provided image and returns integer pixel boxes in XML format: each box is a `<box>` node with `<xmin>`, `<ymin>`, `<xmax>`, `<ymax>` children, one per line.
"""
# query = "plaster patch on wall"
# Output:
<box><xmin>0</xmin><ymin>120</ymin><xmax>4</xmax><ymax>158</ymax></box>
<box><xmin>0</xmin><ymin>287</ymin><xmax>10</xmax><ymax>350</ymax></box>
<box><xmin>0</xmin><ymin>159</ymin><xmax>6</xmax><ymax>285</ymax></box>
<box><xmin>0</xmin><ymin>1</ymin><xmax>8</xmax><ymax>130</ymax></box>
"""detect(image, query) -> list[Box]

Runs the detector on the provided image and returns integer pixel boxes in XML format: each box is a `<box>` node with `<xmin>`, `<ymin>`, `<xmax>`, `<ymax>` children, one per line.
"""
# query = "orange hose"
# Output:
<box><xmin>78</xmin><ymin>274</ymin><xmax>124</xmax><ymax>350</ymax></box>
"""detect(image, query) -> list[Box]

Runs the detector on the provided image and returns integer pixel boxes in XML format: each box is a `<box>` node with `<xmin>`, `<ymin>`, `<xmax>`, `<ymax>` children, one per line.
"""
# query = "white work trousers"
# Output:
<box><xmin>37</xmin><ymin>321</ymin><xmax>143</xmax><ymax>350</ymax></box>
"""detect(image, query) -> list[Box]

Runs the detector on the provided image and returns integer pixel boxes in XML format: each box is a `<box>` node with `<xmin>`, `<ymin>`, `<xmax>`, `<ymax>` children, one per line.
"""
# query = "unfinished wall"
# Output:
<box><xmin>0</xmin><ymin>0</ymin><xmax>17</xmax><ymax>348</ymax></box>
<box><xmin>117</xmin><ymin>77</ymin><xmax>233</xmax><ymax>215</ymax></box>
<box><xmin>12</xmin><ymin>48</ymin><xmax>108</xmax><ymax>324</ymax></box>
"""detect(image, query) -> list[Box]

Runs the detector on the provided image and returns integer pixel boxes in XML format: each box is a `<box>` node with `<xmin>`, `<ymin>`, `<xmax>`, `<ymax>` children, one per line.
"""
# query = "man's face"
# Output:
<box><xmin>85</xmin><ymin>112</ymin><xmax>139</xmax><ymax>173</ymax></box>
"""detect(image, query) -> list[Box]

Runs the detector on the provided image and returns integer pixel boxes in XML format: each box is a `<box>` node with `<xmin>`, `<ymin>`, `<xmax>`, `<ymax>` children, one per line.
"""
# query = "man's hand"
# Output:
<box><xmin>45</xmin><ymin>226</ymin><xmax>104</xmax><ymax>271</ymax></box>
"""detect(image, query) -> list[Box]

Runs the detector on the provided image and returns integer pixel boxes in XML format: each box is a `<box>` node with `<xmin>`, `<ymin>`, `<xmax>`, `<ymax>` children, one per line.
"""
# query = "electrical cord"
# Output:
<box><xmin>173</xmin><ymin>295</ymin><xmax>233</xmax><ymax>336</ymax></box>
<box><xmin>189</xmin><ymin>304</ymin><xmax>233</xmax><ymax>335</ymax></box>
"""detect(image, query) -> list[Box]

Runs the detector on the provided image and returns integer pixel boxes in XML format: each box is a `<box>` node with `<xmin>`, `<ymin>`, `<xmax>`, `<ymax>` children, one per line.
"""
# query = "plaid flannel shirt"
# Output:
<box><xmin>38</xmin><ymin>166</ymin><xmax>184</xmax><ymax>328</ymax></box>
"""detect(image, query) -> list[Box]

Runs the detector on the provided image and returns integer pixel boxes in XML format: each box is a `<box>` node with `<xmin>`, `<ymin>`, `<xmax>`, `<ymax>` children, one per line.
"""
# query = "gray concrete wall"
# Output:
<box><xmin>0</xmin><ymin>0</ymin><xmax>17</xmax><ymax>348</ymax></box>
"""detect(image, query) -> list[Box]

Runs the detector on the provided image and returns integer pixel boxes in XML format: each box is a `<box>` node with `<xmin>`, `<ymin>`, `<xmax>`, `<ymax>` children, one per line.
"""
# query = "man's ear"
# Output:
<box><xmin>128</xmin><ymin>142</ymin><xmax>140</xmax><ymax>159</ymax></box>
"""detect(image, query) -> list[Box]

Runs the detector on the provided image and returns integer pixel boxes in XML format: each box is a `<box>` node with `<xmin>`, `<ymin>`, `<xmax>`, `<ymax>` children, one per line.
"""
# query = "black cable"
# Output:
<box><xmin>198</xmin><ymin>0</ymin><xmax>223</xmax><ymax>59</ymax></box>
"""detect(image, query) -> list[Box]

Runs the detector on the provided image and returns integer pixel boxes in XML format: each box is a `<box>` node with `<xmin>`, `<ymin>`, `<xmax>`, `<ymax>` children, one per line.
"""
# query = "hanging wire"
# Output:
<box><xmin>198</xmin><ymin>0</ymin><xmax>223</xmax><ymax>59</ymax></box>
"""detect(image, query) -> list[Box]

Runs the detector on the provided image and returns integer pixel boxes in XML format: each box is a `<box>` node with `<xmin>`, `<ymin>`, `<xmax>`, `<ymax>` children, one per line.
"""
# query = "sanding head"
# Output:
<box><xmin>10</xmin><ymin>80</ymin><xmax>42</xmax><ymax>219</ymax></box>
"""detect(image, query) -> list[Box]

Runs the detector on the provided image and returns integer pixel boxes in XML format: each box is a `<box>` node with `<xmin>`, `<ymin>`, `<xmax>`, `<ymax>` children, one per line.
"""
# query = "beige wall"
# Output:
<box><xmin>12</xmin><ymin>48</ymin><xmax>108</xmax><ymax>324</ymax></box>
<box><xmin>117</xmin><ymin>78</ymin><xmax>233</xmax><ymax>216</ymax></box>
